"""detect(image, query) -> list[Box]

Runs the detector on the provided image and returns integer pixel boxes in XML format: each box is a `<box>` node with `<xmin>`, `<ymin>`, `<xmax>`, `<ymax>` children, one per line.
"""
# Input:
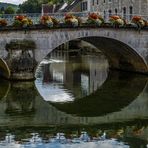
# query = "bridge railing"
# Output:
<box><xmin>0</xmin><ymin>12</ymin><xmax>147</xmax><ymax>26</ymax></box>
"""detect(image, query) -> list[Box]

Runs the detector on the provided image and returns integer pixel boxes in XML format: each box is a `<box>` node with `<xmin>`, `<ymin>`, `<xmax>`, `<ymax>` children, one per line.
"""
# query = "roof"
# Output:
<box><xmin>42</xmin><ymin>3</ymin><xmax>64</xmax><ymax>14</ymax></box>
<box><xmin>42</xmin><ymin>0</ymin><xmax>81</xmax><ymax>14</ymax></box>
<box><xmin>42</xmin><ymin>4</ymin><xmax>54</xmax><ymax>13</ymax></box>
<box><xmin>61</xmin><ymin>0</ymin><xmax>81</xmax><ymax>12</ymax></box>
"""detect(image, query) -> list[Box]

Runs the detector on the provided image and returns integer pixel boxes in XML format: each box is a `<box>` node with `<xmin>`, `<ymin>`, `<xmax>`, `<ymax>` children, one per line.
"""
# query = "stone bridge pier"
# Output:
<box><xmin>0</xmin><ymin>28</ymin><xmax>147</xmax><ymax>80</ymax></box>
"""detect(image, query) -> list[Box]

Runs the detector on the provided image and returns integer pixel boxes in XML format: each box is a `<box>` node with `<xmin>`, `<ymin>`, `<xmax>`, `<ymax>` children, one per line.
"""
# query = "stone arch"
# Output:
<box><xmin>38</xmin><ymin>34</ymin><xmax>148</xmax><ymax>74</ymax></box>
<box><xmin>0</xmin><ymin>58</ymin><xmax>10</xmax><ymax>79</ymax></box>
<box><xmin>82</xmin><ymin>36</ymin><xmax>148</xmax><ymax>73</ymax></box>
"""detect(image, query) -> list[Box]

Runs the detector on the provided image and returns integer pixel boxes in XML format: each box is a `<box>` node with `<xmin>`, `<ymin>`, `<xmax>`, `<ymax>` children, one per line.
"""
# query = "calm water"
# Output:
<box><xmin>0</xmin><ymin>50</ymin><xmax>148</xmax><ymax>148</ymax></box>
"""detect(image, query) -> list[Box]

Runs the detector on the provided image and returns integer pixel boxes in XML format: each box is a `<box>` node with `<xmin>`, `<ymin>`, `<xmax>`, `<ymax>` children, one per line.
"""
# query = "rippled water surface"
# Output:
<box><xmin>0</xmin><ymin>50</ymin><xmax>148</xmax><ymax>148</ymax></box>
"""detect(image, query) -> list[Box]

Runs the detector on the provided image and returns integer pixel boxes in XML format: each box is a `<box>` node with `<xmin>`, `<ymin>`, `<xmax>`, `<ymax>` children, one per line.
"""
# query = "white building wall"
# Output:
<box><xmin>87</xmin><ymin>0</ymin><xmax>148</xmax><ymax>19</ymax></box>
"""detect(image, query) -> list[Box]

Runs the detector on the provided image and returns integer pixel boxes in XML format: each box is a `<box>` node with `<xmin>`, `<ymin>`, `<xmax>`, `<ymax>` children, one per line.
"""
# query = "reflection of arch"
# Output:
<box><xmin>5</xmin><ymin>82</ymin><xmax>36</xmax><ymax>115</ymax></box>
<box><xmin>50</xmin><ymin>71</ymin><xmax>147</xmax><ymax>117</ymax></box>
<box><xmin>0</xmin><ymin>78</ymin><xmax>10</xmax><ymax>101</ymax></box>
<box><xmin>0</xmin><ymin>58</ymin><xmax>10</xmax><ymax>79</ymax></box>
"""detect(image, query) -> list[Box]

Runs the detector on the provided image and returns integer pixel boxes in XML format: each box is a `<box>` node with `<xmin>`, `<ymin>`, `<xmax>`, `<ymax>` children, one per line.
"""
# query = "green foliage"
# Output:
<box><xmin>17</xmin><ymin>0</ymin><xmax>50</xmax><ymax>13</ymax></box>
<box><xmin>6</xmin><ymin>40</ymin><xmax>36</xmax><ymax>51</ymax></box>
<box><xmin>0</xmin><ymin>2</ymin><xmax>18</xmax><ymax>14</ymax></box>
<box><xmin>4</xmin><ymin>6</ymin><xmax>15</xmax><ymax>14</ymax></box>
<box><xmin>17</xmin><ymin>0</ymin><xmax>73</xmax><ymax>13</ymax></box>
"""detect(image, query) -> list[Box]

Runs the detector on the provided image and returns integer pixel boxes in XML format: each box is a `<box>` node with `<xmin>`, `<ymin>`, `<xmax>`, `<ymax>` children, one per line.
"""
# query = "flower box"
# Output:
<box><xmin>87</xmin><ymin>13</ymin><xmax>104</xmax><ymax>26</ymax></box>
<box><xmin>13</xmin><ymin>15</ymin><xmax>33</xmax><ymax>28</ymax></box>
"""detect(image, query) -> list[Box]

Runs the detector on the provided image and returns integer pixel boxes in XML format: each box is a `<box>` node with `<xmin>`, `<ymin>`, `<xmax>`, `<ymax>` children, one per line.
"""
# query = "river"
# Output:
<box><xmin>0</xmin><ymin>48</ymin><xmax>148</xmax><ymax>148</ymax></box>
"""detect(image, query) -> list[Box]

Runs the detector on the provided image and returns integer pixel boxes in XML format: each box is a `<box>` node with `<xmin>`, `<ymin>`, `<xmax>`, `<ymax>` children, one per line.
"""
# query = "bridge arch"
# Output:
<box><xmin>0</xmin><ymin>58</ymin><xmax>10</xmax><ymax>79</ymax></box>
<box><xmin>0</xmin><ymin>28</ymin><xmax>147</xmax><ymax>79</ymax></box>
<box><xmin>82</xmin><ymin>36</ymin><xmax>148</xmax><ymax>73</ymax></box>
<box><xmin>36</xmin><ymin>28</ymin><xmax>148</xmax><ymax>74</ymax></box>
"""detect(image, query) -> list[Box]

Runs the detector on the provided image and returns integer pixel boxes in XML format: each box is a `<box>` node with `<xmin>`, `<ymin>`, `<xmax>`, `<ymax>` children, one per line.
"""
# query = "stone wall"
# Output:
<box><xmin>0</xmin><ymin>28</ymin><xmax>147</xmax><ymax>79</ymax></box>
<box><xmin>90</xmin><ymin>0</ymin><xmax>148</xmax><ymax>19</ymax></box>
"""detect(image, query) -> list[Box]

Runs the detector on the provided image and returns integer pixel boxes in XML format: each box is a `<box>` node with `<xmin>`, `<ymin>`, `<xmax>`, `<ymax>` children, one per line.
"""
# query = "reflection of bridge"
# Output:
<box><xmin>0</xmin><ymin>73</ymin><xmax>148</xmax><ymax>127</ymax></box>
<box><xmin>0</xmin><ymin>27</ymin><xmax>148</xmax><ymax>79</ymax></box>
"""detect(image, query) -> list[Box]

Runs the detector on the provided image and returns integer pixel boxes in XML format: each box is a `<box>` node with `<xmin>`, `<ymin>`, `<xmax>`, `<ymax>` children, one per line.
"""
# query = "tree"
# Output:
<box><xmin>17</xmin><ymin>0</ymin><xmax>72</xmax><ymax>13</ymax></box>
<box><xmin>0</xmin><ymin>7</ymin><xmax>5</xmax><ymax>14</ymax></box>
<box><xmin>4</xmin><ymin>6</ymin><xmax>15</xmax><ymax>14</ymax></box>
<box><xmin>17</xmin><ymin>0</ymin><xmax>49</xmax><ymax>13</ymax></box>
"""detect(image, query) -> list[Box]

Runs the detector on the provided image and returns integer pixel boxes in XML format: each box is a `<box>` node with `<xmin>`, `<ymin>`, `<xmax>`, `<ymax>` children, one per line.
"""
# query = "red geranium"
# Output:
<box><xmin>132</xmin><ymin>16</ymin><xmax>142</xmax><ymax>22</ymax></box>
<box><xmin>110</xmin><ymin>15</ymin><xmax>121</xmax><ymax>20</ymax></box>
<box><xmin>89</xmin><ymin>13</ymin><xmax>99</xmax><ymax>20</ymax></box>
<box><xmin>15</xmin><ymin>15</ymin><xmax>25</xmax><ymax>21</ymax></box>
<box><xmin>65</xmin><ymin>13</ymin><xmax>74</xmax><ymax>20</ymax></box>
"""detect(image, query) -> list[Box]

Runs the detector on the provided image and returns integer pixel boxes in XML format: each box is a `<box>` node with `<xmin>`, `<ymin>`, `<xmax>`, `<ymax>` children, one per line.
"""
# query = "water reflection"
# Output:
<box><xmin>51</xmin><ymin>71</ymin><xmax>147</xmax><ymax>117</ymax></box>
<box><xmin>0</xmin><ymin>49</ymin><xmax>148</xmax><ymax>147</ymax></box>
<box><xmin>0</xmin><ymin>79</ymin><xmax>10</xmax><ymax>101</ymax></box>
<box><xmin>0</xmin><ymin>125</ymin><xmax>148</xmax><ymax>148</ymax></box>
<box><xmin>35</xmin><ymin>51</ymin><xmax>147</xmax><ymax>116</ymax></box>
<box><xmin>4</xmin><ymin>82</ymin><xmax>36</xmax><ymax>115</ymax></box>
<box><xmin>36</xmin><ymin>53</ymin><xmax>109</xmax><ymax>103</ymax></box>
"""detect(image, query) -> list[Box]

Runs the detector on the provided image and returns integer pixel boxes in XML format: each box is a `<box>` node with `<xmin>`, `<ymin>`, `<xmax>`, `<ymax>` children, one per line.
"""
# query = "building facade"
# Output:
<box><xmin>89</xmin><ymin>0</ymin><xmax>148</xmax><ymax>19</ymax></box>
<box><xmin>80</xmin><ymin>0</ymin><xmax>91</xmax><ymax>12</ymax></box>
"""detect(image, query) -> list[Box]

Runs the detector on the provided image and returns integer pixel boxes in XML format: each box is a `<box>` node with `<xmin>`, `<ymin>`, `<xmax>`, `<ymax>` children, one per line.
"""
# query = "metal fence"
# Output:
<box><xmin>0</xmin><ymin>12</ymin><xmax>147</xmax><ymax>26</ymax></box>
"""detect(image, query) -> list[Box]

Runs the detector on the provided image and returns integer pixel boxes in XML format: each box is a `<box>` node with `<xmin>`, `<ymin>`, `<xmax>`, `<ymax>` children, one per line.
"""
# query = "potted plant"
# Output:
<box><xmin>40</xmin><ymin>15</ymin><xmax>59</xmax><ymax>28</ymax></box>
<box><xmin>131</xmin><ymin>16</ymin><xmax>147</xmax><ymax>28</ymax></box>
<box><xmin>13</xmin><ymin>15</ymin><xmax>33</xmax><ymax>28</ymax></box>
<box><xmin>109</xmin><ymin>15</ymin><xmax>125</xmax><ymax>28</ymax></box>
<box><xmin>87</xmin><ymin>13</ymin><xmax>104</xmax><ymax>26</ymax></box>
<box><xmin>40</xmin><ymin>15</ymin><xmax>54</xmax><ymax>28</ymax></box>
<box><xmin>64</xmin><ymin>13</ymin><xmax>79</xmax><ymax>27</ymax></box>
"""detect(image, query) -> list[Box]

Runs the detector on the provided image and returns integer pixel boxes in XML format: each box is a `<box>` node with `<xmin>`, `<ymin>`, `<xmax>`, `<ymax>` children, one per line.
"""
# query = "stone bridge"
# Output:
<box><xmin>0</xmin><ymin>27</ymin><xmax>147</xmax><ymax>80</ymax></box>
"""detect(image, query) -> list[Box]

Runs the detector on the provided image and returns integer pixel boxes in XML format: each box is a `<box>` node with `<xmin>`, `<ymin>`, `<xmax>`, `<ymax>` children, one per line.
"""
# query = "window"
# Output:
<box><xmin>108</xmin><ymin>10</ymin><xmax>112</xmax><ymax>16</ymax></box>
<box><xmin>115</xmin><ymin>8</ymin><xmax>117</xmax><ymax>15</ymax></box>
<box><xmin>81</xmin><ymin>1</ymin><xmax>88</xmax><ymax>11</ymax></box>
<box><xmin>97</xmin><ymin>0</ymin><xmax>99</xmax><ymax>5</ymax></box>
<box><xmin>123</xmin><ymin>7</ymin><xmax>126</xmax><ymax>19</ymax></box>
<box><xmin>104</xmin><ymin>10</ymin><xmax>106</xmax><ymax>20</ymax></box>
<box><xmin>92</xmin><ymin>0</ymin><xmax>95</xmax><ymax>5</ymax></box>
<box><xmin>129</xmin><ymin>6</ymin><xmax>133</xmax><ymax>19</ymax></box>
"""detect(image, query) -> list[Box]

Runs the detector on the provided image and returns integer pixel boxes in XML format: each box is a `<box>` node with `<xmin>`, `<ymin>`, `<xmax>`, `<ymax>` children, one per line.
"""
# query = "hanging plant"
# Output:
<box><xmin>87</xmin><ymin>13</ymin><xmax>104</xmax><ymax>26</ymax></box>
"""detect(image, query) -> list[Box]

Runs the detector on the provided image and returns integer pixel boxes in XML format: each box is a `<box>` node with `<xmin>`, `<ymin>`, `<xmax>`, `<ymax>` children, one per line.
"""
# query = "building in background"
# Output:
<box><xmin>80</xmin><ymin>0</ymin><xmax>91</xmax><ymax>12</ymax></box>
<box><xmin>42</xmin><ymin>0</ymin><xmax>91</xmax><ymax>15</ymax></box>
<box><xmin>90</xmin><ymin>0</ymin><xmax>148</xmax><ymax>19</ymax></box>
